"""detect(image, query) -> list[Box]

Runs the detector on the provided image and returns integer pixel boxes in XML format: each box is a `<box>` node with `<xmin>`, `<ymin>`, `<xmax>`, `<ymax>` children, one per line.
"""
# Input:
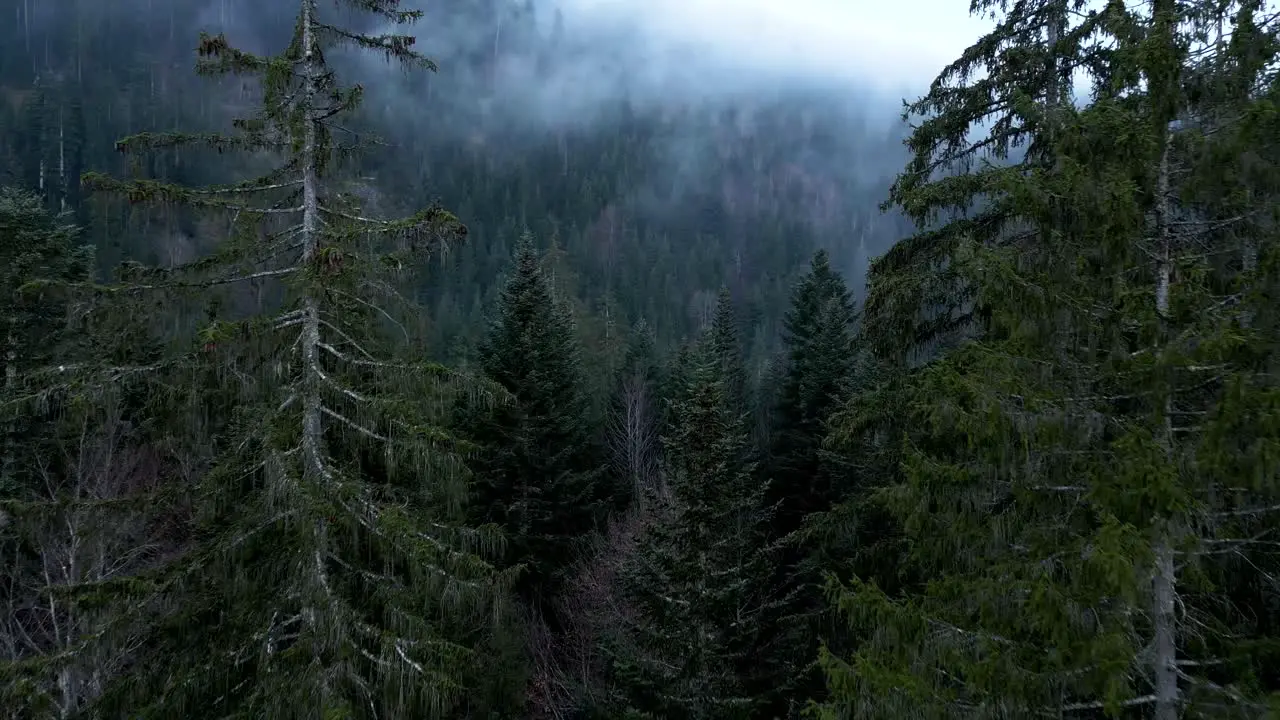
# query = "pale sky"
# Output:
<box><xmin>553</xmin><ymin>0</ymin><xmax>999</xmax><ymax>95</ymax></box>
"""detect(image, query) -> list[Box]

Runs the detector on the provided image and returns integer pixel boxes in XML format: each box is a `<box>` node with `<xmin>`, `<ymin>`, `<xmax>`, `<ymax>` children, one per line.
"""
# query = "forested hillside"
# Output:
<box><xmin>0</xmin><ymin>0</ymin><xmax>909</xmax><ymax>375</ymax></box>
<box><xmin>1</xmin><ymin>0</ymin><xmax>1279</xmax><ymax>718</ymax></box>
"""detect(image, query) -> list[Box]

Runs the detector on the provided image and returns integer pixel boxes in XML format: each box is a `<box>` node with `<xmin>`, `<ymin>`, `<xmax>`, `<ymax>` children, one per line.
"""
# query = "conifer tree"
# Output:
<box><xmin>864</xmin><ymin>0</ymin><xmax>1106</xmax><ymax>364</ymax></box>
<box><xmin>660</xmin><ymin>341</ymin><xmax>696</xmax><ymax>438</ymax></box>
<box><xmin>706</xmin><ymin>286</ymin><xmax>749</xmax><ymax>416</ymax></box>
<box><xmin>0</xmin><ymin>186</ymin><xmax>175</xmax><ymax>718</ymax></box>
<box><xmin>608</xmin><ymin>327</ymin><xmax>772</xmax><ymax>719</ymax></box>
<box><xmin>1172</xmin><ymin>10</ymin><xmax>1280</xmax><ymax>707</ymax></box>
<box><xmin>768</xmin><ymin>249</ymin><xmax>857</xmax><ymax>537</ymax></box>
<box><xmin>755</xmin><ymin>250</ymin><xmax>859</xmax><ymax>714</ymax></box>
<box><xmin>67</xmin><ymin>3</ymin><xmax>507</xmax><ymax>717</ymax></box>
<box><xmin>810</xmin><ymin>6</ymin><xmax>1123</xmax><ymax>716</ymax></box>
<box><xmin>816</xmin><ymin>1</ymin><xmax>1280</xmax><ymax>717</ymax></box>
<box><xmin>0</xmin><ymin>187</ymin><xmax>92</xmax><ymax>494</ymax></box>
<box><xmin>0</xmin><ymin>187</ymin><xmax>97</xmax><ymax>717</ymax></box>
<box><xmin>464</xmin><ymin>233</ymin><xmax>608</xmax><ymax>611</ymax></box>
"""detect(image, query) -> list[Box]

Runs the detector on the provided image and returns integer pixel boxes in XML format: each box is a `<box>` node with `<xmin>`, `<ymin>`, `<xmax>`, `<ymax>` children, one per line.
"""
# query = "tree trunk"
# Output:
<box><xmin>1152</xmin><ymin>537</ymin><xmax>1179</xmax><ymax>720</ymax></box>
<box><xmin>3</xmin><ymin>324</ymin><xmax>16</xmax><ymax>491</ymax></box>
<box><xmin>1151</xmin><ymin>117</ymin><xmax>1180</xmax><ymax>720</ymax></box>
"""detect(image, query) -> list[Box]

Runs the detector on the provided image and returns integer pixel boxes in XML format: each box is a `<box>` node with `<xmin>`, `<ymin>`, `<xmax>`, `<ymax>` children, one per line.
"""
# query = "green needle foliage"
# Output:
<box><xmin>865</xmin><ymin>0</ymin><xmax>1107</xmax><ymax>365</ymax></box>
<box><xmin>0</xmin><ymin>187</ymin><xmax>93</xmax><ymax>493</ymax></box>
<box><xmin>608</xmin><ymin>321</ymin><xmax>774</xmax><ymax>719</ymax></box>
<box><xmin>64</xmin><ymin>2</ymin><xmax>511</xmax><ymax>717</ymax></box>
<box><xmin>817</xmin><ymin>1</ymin><xmax>1280</xmax><ymax>718</ymax></box>
<box><xmin>757</xmin><ymin>250</ymin><xmax>860</xmax><ymax>713</ymax></box>
<box><xmin>706</xmin><ymin>287</ymin><xmax>751</xmax><ymax>418</ymax></box>
<box><xmin>462</xmin><ymin>233</ymin><xmax>609</xmax><ymax>614</ymax></box>
<box><xmin>0</xmin><ymin>186</ymin><xmax>101</xmax><ymax>719</ymax></box>
<box><xmin>768</xmin><ymin>248</ymin><xmax>857</xmax><ymax>538</ymax></box>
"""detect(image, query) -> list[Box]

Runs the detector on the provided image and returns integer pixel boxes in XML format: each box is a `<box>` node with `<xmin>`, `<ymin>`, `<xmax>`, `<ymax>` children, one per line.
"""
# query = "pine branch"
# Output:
<box><xmin>315</xmin><ymin>24</ymin><xmax>435</xmax><ymax>69</ymax></box>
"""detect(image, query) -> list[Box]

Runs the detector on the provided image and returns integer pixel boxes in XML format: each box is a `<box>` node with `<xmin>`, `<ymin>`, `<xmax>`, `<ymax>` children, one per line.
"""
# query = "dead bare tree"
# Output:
<box><xmin>0</xmin><ymin>402</ymin><xmax>172</xmax><ymax>718</ymax></box>
<box><xmin>606</xmin><ymin>371</ymin><xmax>663</xmax><ymax>506</ymax></box>
<box><xmin>527</xmin><ymin>506</ymin><xmax>658</xmax><ymax>719</ymax></box>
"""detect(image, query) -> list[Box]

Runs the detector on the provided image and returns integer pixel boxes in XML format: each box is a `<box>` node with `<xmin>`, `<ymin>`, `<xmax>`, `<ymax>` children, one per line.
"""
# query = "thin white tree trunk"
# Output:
<box><xmin>3</xmin><ymin>326</ymin><xmax>14</xmax><ymax>490</ymax></box>
<box><xmin>1045</xmin><ymin>0</ymin><xmax>1067</xmax><ymax>109</ymax></box>
<box><xmin>58</xmin><ymin>107</ymin><xmax>66</xmax><ymax>213</ymax></box>
<box><xmin>1155</xmin><ymin>133</ymin><xmax>1172</xmax><ymax>322</ymax></box>
<box><xmin>298</xmin><ymin>0</ymin><xmax>330</xmax><ymax>636</ymax></box>
<box><xmin>300</xmin><ymin>0</ymin><xmax>323</xmax><ymax>482</ymax></box>
<box><xmin>1152</xmin><ymin>538</ymin><xmax>1178</xmax><ymax>720</ymax></box>
<box><xmin>1151</xmin><ymin>125</ymin><xmax>1179</xmax><ymax>720</ymax></box>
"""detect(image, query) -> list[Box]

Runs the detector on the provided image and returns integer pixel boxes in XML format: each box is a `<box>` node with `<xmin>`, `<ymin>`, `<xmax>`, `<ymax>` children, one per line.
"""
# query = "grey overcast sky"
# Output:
<box><xmin>553</xmin><ymin>0</ymin><xmax>1000</xmax><ymax>94</ymax></box>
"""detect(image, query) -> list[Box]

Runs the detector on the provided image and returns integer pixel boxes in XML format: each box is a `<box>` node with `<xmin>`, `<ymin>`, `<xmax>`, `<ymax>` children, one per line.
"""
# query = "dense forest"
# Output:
<box><xmin>1</xmin><ymin>0</ymin><xmax>1278</xmax><ymax>718</ymax></box>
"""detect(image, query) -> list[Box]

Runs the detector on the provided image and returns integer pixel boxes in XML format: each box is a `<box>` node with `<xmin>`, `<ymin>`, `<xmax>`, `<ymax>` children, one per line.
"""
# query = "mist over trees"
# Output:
<box><xmin>1</xmin><ymin>0</ymin><xmax>1278</xmax><ymax>718</ymax></box>
<box><xmin>0</xmin><ymin>0</ymin><xmax>911</xmax><ymax>367</ymax></box>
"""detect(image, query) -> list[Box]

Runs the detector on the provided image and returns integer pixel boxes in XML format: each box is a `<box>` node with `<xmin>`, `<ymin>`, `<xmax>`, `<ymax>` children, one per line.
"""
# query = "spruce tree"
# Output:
<box><xmin>864</xmin><ymin>0</ymin><xmax>1105</xmax><ymax>365</ymax></box>
<box><xmin>0</xmin><ymin>187</ymin><xmax>92</xmax><ymax>494</ymax></box>
<box><xmin>0</xmin><ymin>187</ymin><xmax>102</xmax><ymax>717</ymax></box>
<box><xmin>768</xmin><ymin>249</ymin><xmax>857</xmax><ymax>537</ymax></box>
<box><xmin>463</xmin><ymin>233</ymin><xmax>607</xmax><ymax>611</ymax></box>
<box><xmin>706</xmin><ymin>287</ymin><xmax>749</xmax><ymax>417</ymax></box>
<box><xmin>608</xmin><ymin>328</ymin><xmax>772</xmax><ymax>719</ymax></box>
<box><xmin>1173</xmin><ymin>9</ymin><xmax>1280</xmax><ymax>707</ymax></box>
<box><xmin>756</xmin><ymin>250</ymin><xmax>859</xmax><ymax>714</ymax></box>
<box><xmin>812</xmin><ymin>3</ymin><xmax>1125</xmax><ymax>714</ymax></box>
<box><xmin>660</xmin><ymin>340</ymin><xmax>696</xmax><ymax>440</ymax></box>
<box><xmin>67</xmin><ymin>3</ymin><xmax>507</xmax><ymax>717</ymax></box>
<box><xmin>816</xmin><ymin>1</ymin><xmax>1280</xmax><ymax>717</ymax></box>
<box><xmin>0</xmin><ymin>184</ymin><xmax>176</xmax><ymax>719</ymax></box>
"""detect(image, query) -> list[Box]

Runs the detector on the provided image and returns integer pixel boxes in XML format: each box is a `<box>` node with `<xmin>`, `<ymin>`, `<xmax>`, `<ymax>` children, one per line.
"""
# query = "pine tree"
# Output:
<box><xmin>464</xmin><ymin>233</ymin><xmax>608</xmax><ymax>612</ymax></box>
<box><xmin>0</xmin><ymin>187</ymin><xmax>92</xmax><ymax>495</ymax></box>
<box><xmin>706</xmin><ymin>286</ymin><xmax>749</xmax><ymax>417</ymax></box>
<box><xmin>69</xmin><ymin>3</ymin><xmax>508</xmax><ymax>717</ymax></box>
<box><xmin>816</xmin><ymin>1</ymin><xmax>1280</xmax><ymax>717</ymax></box>
<box><xmin>864</xmin><ymin>0</ymin><xmax>1105</xmax><ymax>365</ymax></box>
<box><xmin>608</xmin><ymin>328</ymin><xmax>772</xmax><ymax>719</ymax></box>
<box><xmin>754</xmin><ymin>250</ymin><xmax>859</xmax><ymax>714</ymax></box>
<box><xmin>0</xmin><ymin>187</ymin><xmax>104</xmax><ymax>718</ymax></box>
<box><xmin>768</xmin><ymin>249</ymin><xmax>857</xmax><ymax>538</ymax></box>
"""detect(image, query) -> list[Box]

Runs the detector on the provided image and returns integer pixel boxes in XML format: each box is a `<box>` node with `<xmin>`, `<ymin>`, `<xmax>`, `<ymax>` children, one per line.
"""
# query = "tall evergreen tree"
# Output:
<box><xmin>0</xmin><ymin>180</ymin><xmax>179</xmax><ymax>719</ymax></box>
<box><xmin>0</xmin><ymin>187</ymin><xmax>102</xmax><ymax>718</ymax></box>
<box><xmin>661</xmin><ymin>341</ymin><xmax>696</xmax><ymax>434</ymax></box>
<box><xmin>0</xmin><ymin>187</ymin><xmax>92</xmax><ymax>494</ymax></box>
<box><xmin>608</xmin><ymin>328</ymin><xmax>772</xmax><ymax>719</ymax></box>
<box><xmin>706</xmin><ymin>286</ymin><xmax>749</xmax><ymax>417</ymax></box>
<box><xmin>768</xmin><ymin>249</ymin><xmax>857</xmax><ymax>537</ymax></box>
<box><xmin>464</xmin><ymin>233</ymin><xmax>608</xmax><ymax>612</ymax></box>
<box><xmin>67</xmin><ymin>2</ymin><xmax>509</xmax><ymax>717</ymax></box>
<box><xmin>753</xmin><ymin>250</ymin><xmax>860</xmax><ymax>714</ymax></box>
<box><xmin>811</xmin><ymin>4</ymin><xmax>1122</xmax><ymax>715</ymax></box>
<box><xmin>864</xmin><ymin>0</ymin><xmax>1105</xmax><ymax>365</ymax></box>
<box><xmin>816</xmin><ymin>1</ymin><xmax>1280</xmax><ymax>717</ymax></box>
